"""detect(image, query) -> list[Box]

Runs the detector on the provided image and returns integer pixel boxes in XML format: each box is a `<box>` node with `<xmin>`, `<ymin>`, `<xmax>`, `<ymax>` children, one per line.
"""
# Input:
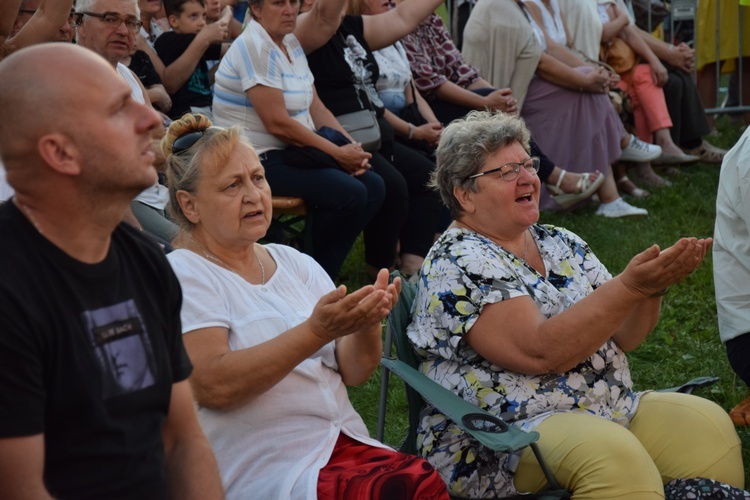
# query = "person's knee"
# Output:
<box><xmin>515</xmin><ymin>413</ymin><xmax>663</xmax><ymax>499</ymax></box>
<box><xmin>632</xmin><ymin>392</ymin><xmax>744</xmax><ymax>488</ymax></box>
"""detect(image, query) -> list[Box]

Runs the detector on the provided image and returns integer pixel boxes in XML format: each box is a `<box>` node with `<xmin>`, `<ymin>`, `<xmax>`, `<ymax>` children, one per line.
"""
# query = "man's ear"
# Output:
<box><xmin>453</xmin><ymin>184</ymin><xmax>475</xmax><ymax>214</ymax></box>
<box><xmin>176</xmin><ymin>190</ymin><xmax>200</xmax><ymax>224</ymax></box>
<box><xmin>37</xmin><ymin>133</ymin><xmax>81</xmax><ymax>176</ymax></box>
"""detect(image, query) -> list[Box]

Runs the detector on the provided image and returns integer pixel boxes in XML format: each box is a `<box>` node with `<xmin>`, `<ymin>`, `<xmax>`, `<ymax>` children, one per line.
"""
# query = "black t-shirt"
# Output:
<box><xmin>0</xmin><ymin>201</ymin><xmax>192</xmax><ymax>499</ymax></box>
<box><xmin>306</xmin><ymin>16</ymin><xmax>384</xmax><ymax>118</ymax></box>
<box><xmin>129</xmin><ymin>50</ymin><xmax>162</xmax><ymax>89</ymax></box>
<box><xmin>154</xmin><ymin>31</ymin><xmax>222</xmax><ymax>119</ymax></box>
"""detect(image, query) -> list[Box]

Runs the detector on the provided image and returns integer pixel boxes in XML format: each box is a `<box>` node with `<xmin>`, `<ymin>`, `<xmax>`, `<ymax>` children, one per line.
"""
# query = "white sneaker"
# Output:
<box><xmin>595</xmin><ymin>198</ymin><xmax>648</xmax><ymax>218</ymax></box>
<box><xmin>620</xmin><ymin>135</ymin><xmax>662</xmax><ymax>163</ymax></box>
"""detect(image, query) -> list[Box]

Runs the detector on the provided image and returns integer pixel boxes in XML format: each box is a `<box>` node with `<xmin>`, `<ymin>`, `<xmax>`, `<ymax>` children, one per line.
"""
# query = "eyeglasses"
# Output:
<box><xmin>467</xmin><ymin>156</ymin><xmax>540</xmax><ymax>182</ymax></box>
<box><xmin>71</xmin><ymin>11</ymin><xmax>143</xmax><ymax>33</ymax></box>
<box><xmin>172</xmin><ymin>130</ymin><xmax>207</xmax><ymax>155</ymax></box>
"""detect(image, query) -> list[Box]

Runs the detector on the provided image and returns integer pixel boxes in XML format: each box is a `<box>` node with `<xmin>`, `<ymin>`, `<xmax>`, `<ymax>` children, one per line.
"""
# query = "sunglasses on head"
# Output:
<box><xmin>172</xmin><ymin>130</ymin><xmax>207</xmax><ymax>155</ymax></box>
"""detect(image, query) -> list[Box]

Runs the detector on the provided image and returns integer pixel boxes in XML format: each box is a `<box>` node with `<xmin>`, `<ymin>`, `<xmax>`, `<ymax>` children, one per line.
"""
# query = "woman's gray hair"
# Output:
<box><xmin>247</xmin><ymin>0</ymin><xmax>264</xmax><ymax>19</ymax></box>
<box><xmin>430</xmin><ymin>110</ymin><xmax>531</xmax><ymax>219</ymax></box>
<box><xmin>162</xmin><ymin>114</ymin><xmax>250</xmax><ymax>232</ymax></box>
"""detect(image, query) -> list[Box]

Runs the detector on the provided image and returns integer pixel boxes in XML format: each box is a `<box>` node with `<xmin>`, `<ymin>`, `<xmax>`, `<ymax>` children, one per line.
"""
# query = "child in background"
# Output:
<box><xmin>155</xmin><ymin>0</ymin><xmax>231</xmax><ymax>119</ymax></box>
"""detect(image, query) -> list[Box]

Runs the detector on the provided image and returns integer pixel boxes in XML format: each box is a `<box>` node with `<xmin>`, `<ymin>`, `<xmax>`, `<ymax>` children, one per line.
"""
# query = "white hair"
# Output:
<box><xmin>75</xmin><ymin>0</ymin><xmax>140</xmax><ymax>17</ymax></box>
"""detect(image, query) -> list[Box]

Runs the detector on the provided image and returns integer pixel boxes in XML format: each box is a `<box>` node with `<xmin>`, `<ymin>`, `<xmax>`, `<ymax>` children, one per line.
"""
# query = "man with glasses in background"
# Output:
<box><xmin>74</xmin><ymin>0</ymin><xmax>179</xmax><ymax>244</ymax></box>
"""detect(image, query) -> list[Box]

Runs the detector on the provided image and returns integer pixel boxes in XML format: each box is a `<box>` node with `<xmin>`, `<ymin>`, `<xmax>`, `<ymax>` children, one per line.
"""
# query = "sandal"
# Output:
<box><xmin>545</xmin><ymin>170</ymin><xmax>605</xmax><ymax>209</ymax></box>
<box><xmin>683</xmin><ymin>139</ymin><xmax>726</xmax><ymax>164</ymax></box>
<box><xmin>616</xmin><ymin>175</ymin><xmax>650</xmax><ymax>198</ymax></box>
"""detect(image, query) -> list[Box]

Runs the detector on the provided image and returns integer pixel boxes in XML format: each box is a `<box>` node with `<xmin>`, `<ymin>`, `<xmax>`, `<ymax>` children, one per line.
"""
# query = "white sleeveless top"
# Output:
<box><xmin>527</xmin><ymin>0</ymin><xmax>568</xmax><ymax>49</ymax></box>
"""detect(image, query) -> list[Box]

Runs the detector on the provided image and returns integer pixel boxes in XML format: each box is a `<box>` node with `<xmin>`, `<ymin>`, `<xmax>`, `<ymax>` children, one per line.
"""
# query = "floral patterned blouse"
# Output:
<box><xmin>400</xmin><ymin>13</ymin><xmax>480</xmax><ymax>100</ymax></box>
<box><xmin>407</xmin><ymin>225</ymin><xmax>643</xmax><ymax>498</ymax></box>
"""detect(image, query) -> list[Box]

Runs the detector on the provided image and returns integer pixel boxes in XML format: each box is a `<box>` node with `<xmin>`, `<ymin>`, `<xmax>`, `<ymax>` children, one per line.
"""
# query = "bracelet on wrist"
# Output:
<box><xmin>650</xmin><ymin>286</ymin><xmax>670</xmax><ymax>298</ymax></box>
<box><xmin>407</xmin><ymin>123</ymin><xmax>414</xmax><ymax>140</ymax></box>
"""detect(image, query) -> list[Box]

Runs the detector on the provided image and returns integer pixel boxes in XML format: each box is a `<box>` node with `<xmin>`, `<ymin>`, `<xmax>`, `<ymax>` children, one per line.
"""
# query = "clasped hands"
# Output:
<box><xmin>620</xmin><ymin>237</ymin><xmax>712</xmax><ymax>299</ymax></box>
<box><xmin>308</xmin><ymin>269</ymin><xmax>402</xmax><ymax>343</ymax></box>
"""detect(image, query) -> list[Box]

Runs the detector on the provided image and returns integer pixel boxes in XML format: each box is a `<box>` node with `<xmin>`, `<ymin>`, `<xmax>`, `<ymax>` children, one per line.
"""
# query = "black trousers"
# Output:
<box><xmin>663</xmin><ymin>63</ymin><xmax>709</xmax><ymax>149</ymax></box>
<box><xmin>727</xmin><ymin>332</ymin><xmax>750</xmax><ymax>387</ymax></box>
<box><xmin>366</xmin><ymin>141</ymin><xmax>443</xmax><ymax>268</ymax></box>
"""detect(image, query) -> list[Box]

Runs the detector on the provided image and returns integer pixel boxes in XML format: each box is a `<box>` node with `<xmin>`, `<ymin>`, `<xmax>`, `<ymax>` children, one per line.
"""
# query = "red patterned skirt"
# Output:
<box><xmin>316</xmin><ymin>433</ymin><xmax>449</xmax><ymax>499</ymax></box>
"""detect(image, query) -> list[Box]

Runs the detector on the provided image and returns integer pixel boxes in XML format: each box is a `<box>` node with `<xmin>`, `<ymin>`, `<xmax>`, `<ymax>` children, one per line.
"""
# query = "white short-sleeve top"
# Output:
<box><xmin>167</xmin><ymin>244</ymin><xmax>388</xmax><ymax>499</ymax></box>
<box><xmin>212</xmin><ymin>19</ymin><xmax>316</xmax><ymax>154</ymax></box>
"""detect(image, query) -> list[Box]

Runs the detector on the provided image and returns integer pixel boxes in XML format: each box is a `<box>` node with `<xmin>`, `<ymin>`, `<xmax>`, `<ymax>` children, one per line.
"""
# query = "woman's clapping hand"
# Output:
<box><xmin>308</xmin><ymin>269</ymin><xmax>401</xmax><ymax>343</ymax></box>
<box><xmin>620</xmin><ymin>237</ymin><xmax>712</xmax><ymax>299</ymax></box>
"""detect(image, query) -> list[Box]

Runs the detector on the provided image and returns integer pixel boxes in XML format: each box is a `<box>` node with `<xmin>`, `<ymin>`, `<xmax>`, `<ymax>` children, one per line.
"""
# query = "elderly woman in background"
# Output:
<box><xmin>213</xmin><ymin>0</ymin><xmax>385</xmax><ymax>279</ymax></box>
<box><xmin>407</xmin><ymin>111</ymin><xmax>743</xmax><ymax>498</ymax></box>
<box><xmin>162</xmin><ymin>113</ymin><xmax>449</xmax><ymax>499</ymax></box>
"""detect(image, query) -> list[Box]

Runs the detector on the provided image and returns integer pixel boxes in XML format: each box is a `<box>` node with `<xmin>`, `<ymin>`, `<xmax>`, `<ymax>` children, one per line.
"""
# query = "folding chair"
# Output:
<box><xmin>376</xmin><ymin>271</ymin><xmax>718</xmax><ymax>500</ymax></box>
<box><xmin>377</xmin><ymin>271</ymin><xmax>569</xmax><ymax>499</ymax></box>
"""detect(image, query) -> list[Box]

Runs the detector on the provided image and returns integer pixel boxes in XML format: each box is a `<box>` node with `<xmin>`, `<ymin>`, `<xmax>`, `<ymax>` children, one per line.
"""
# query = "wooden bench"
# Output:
<box><xmin>267</xmin><ymin>196</ymin><xmax>313</xmax><ymax>255</ymax></box>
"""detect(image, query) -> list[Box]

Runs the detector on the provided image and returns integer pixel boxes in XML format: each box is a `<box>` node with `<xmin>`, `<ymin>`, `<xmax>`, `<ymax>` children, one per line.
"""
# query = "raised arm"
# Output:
<box><xmin>465</xmin><ymin>237</ymin><xmax>711</xmax><ymax>375</ymax></box>
<box><xmin>362</xmin><ymin>0</ymin><xmax>444</xmax><ymax>51</ymax></box>
<box><xmin>3</xmin><ymin>0</ymin><xmax>74</xmax><ymax>52</ymax></box>
<box><xmin>160</xmin><ymin>24</ymin><xmax>227</xmax><ymax>94</ymax></box>
<box><xmin>295</xmin><ymin>0</ymin><xmax>349</xmax><ymax>54</ymax></box>
<box><xmin>162</xmin><ymin>381</ymin><xmax>224</xmax><ymax>500</ymax></box>
<box><xmin>0</xmin><ymin>435</ymin><xmax>53</xmax><ymax>499</ymax></box>
<box><xmin>0</xmin><ymin>0</ymin><xmax>23</xmax><ymax>48</ymax></box>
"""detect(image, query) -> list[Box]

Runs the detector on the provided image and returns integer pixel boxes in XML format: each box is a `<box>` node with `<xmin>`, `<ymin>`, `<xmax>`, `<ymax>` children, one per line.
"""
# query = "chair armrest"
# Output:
<box><xmin>380</xmin><ymin>357</ymin><xmax>539</xmax><ymax>452</ymax></box>
<box><xmin>658</xmin><ymin>376</ymin><xmax>720</xmax><ymax>394</ymax></box>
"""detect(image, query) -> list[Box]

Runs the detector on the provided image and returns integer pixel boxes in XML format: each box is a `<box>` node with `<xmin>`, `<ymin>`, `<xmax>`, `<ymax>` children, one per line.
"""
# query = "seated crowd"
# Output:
<box><xmin>2</xmin><ymin>0</ymin><xmax>729</xmax><ymax>276</ymax></box>
<box><xmin>0</xmin><ymin>0</ymin><xmax>745</xmax><ymax>499</ymax></box>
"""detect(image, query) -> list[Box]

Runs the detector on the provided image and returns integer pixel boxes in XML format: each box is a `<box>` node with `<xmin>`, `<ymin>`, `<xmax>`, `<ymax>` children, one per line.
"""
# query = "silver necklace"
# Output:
<box><xmin>188</xmin><ymin>235</ymin><xmax>265</xmax><ymax>285</ymax></box>
<box><xmin>523</xmin><ymin>229</ymin><xmax>528</xmax><ymax>261</ymax></box>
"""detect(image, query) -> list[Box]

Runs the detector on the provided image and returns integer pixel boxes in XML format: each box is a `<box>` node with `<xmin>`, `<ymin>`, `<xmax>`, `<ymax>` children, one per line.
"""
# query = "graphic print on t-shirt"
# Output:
<box><xmin>341</xmin><ymin>34</ymin><xmax>384</xmax><ymax>110</ymax></box>
<box><xmin>82</xmin><ymin>299</ymin><xmax>157</xmax><ymax>399</ymax></box>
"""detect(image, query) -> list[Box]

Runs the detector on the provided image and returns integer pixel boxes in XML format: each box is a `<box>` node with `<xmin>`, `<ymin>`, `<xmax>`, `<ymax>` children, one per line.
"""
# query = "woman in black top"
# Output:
<box><xmin>303</xmin><ymin>0</ymin><xmax>445</xmax><ymax>278</ymax></box>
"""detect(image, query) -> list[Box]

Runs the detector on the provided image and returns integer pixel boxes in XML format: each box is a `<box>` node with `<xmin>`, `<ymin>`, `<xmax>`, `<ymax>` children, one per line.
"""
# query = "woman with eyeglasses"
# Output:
<box><xmin>162</xmin><ymin>113</ymin><xmax>450</xmax><ymax>499</ymax></box>
<box><xmin>407</xmin><ymin>111</ymin><xmax>742</xmax><ymax>499</ymax></box>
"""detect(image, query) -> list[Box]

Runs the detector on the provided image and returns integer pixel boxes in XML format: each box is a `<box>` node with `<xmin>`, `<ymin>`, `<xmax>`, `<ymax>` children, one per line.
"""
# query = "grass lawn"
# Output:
<box><xmin>339</xmin><ymin>116</ymin><xmax>750</xmax><ymax>481</ymax></box>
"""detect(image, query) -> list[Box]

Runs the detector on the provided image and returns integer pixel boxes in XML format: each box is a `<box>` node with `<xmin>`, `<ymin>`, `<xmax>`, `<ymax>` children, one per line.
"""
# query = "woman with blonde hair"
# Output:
<box><xmin>162</xmin><ymin>113</ymin><xmax>450</xmax><ymax>499</ymax></box>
